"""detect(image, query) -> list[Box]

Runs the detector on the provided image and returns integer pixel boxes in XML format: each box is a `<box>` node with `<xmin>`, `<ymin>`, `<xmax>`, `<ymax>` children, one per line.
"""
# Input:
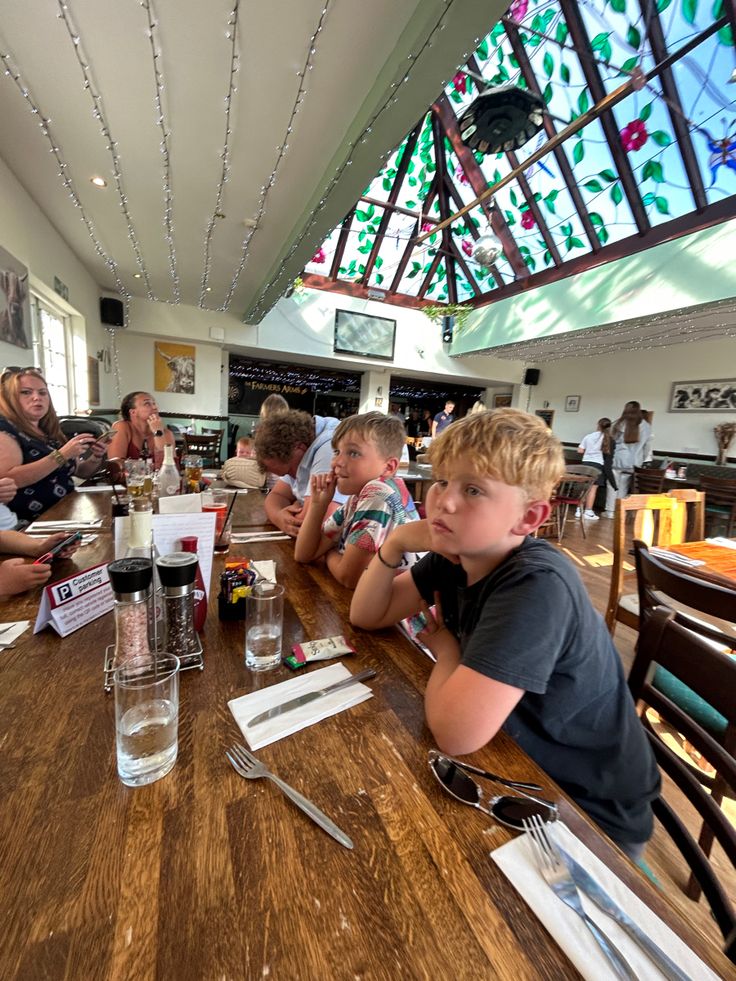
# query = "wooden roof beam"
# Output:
<box><xmin>432</xmin><ymin>92</ymin><xmax>530</xmax><ymax>280</ymax></box>
<box><xmin>431</xmin><ymin>111</ymin><xmax>459</xmax><ymax>304</ymax></box>
<box><xmin>388</xmin><ymin>176</ymin><xmax>440</xmax><ymax>294</ymax></box>
<box><xmin>558</xmin><ymin>0</ymin><xmax>649</xmax><ymax>235</ymax></box>
<box><xmin>329</xmin><ymin>207</ymin><xmax>356</xmax><ymax>281</ymax></box>
<box><xmin>443</xmin><ymin>173</ymin><xmax>504</xmax><ymax>288</ymax></box>
<box><xmin>639</xmin><ymin>0</ymin><xmax>707</xmax><ymax>212</ymax></box>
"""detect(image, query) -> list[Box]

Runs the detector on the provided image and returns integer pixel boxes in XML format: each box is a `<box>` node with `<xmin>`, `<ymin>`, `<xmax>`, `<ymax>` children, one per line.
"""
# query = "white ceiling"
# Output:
<box><xmin>0</xmin><ymin>0</ymin><xmax>501</xmax><ymax>322</ymax></box>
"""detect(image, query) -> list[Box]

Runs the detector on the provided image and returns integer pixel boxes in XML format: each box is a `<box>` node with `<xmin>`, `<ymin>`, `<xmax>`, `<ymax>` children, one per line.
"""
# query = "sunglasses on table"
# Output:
<box><xmin>428</xmin><ymin>751</ymin><xmax>558</xmax><ymax>831</ymax></box>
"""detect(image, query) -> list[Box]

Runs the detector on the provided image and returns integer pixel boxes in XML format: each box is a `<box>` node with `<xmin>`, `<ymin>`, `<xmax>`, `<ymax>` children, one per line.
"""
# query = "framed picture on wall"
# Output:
<box><xmin>0</xmin><ymin>244</ymin><xmax>31</xmax><ymax>349</ymax></box>
<box><xmin>668</xmin><ymin>379</ymin><xmax>736</xmax><ymax>411</ymax></box>
<box><xmin>493</xmin><ymin>394</ymin><xmax>512</xmax><ymax>408</ymax></box>
<box><xmin>87</xmin><ymin>355</ymin><xmax>100</xmax><ymax>405</ymax></box>
<box><xmin>155</xmin><ymin>343</ymin><xmax>196</xmax><ymax>394</ymax></box>
<box><xmin>535</xmin><ymin>409</ymin><xmax>554</xmax><ymax>428</ymax></box>
<box><xmin>565</xmin><ymin>395</ymin><xmax>581</xmax><ymax>412</ymax></box>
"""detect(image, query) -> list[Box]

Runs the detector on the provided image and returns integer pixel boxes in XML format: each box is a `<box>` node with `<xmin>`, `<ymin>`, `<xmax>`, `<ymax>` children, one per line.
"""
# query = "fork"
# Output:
<box><xmin>226</xmin><ymin>743</ymin><xmax>353</xmax><ymax>849</ymax></box>
<box><xmin>523</xmin><ymin>815</ymin><xmax>637</xmax><ymax>980</ymax></box>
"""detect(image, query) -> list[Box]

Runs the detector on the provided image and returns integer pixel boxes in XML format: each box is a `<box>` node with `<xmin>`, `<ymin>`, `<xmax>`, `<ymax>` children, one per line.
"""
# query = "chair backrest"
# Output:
<box><xmin>605</xmin><ymin>493</ymin><xmax>685</xmax><ymax>634</ymax></box>
<box><xmin>633</xmin><ymin>466</ymin><xmax>666</xmax><ymax>494</ymax></box>
<box><xmin>565</xmin><ymin>464</ymin><xmax>601</xmax><ymax>479</ymax></box>
<box><xmin>552</xmin><ymin>472</ymin><xmax>595</xmax><ymax>506</ymax></box>
<box><xmin>666</xmin><ymin>487</ymin><xmax>705</xmax><ymax>540</ymax></box>
<box><xmin>58</xmin><ymin>416</ymin><xmax>111</xmax><ymax>439</ymax></box>
<box><xmin>182</xmin><ymin>431</ymin><xmax>222</xmax><ymax>463</ymax></box>
<box><xmin>628</xmin><ymin>606</ymin><xmax>736</xmax><ymax>945</ymax></box>
<box><xmin>633</xmin><ymin>540</ymin><xmax>736</xmax><ymax>646</ymax></box>
<box><xmin>700</xmin><ymin>475</ymin><xmax>736</xmax><ymax>536</ymax></box>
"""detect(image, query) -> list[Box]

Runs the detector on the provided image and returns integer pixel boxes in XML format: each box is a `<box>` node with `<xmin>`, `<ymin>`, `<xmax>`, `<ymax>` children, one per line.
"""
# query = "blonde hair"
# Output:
<box><xmin>237</xmin><ymin>435</ymin><xmax>253</xmax><ymax>449</ymax></box>
<box><xmin>0</xmin><ymin>368</ymin><xmax>65</xmax><ymax>443</ymax></box>
<box><xmin>332</xmin><ymin>412</ymin><xmax>405</xmax><ymax>459</ymax></box>
<box><xmin>259</xmin><ymin>393</ymin><xmax>289</xmax><ymax>419</ymax></box>
<box><xmin>427</xmin><ymin>408</ymin><xmax>564</xmax><ymax>501</ymax></box>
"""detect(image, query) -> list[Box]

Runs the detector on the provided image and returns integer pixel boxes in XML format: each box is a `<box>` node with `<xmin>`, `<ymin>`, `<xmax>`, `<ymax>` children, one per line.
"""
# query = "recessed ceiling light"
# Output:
<box><xmin>90</xmin><ymin>175</ymin><xmax>107</xmax><ymax>188</ymax></box>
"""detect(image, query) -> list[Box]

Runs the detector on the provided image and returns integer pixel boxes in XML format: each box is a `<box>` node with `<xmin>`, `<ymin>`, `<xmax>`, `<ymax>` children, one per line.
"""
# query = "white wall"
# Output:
<box><xmin>523</xmin><ymin>335</ymin><xmax>736</xmax><ymax>454</ymax></box>
<box><xmin>0</xmin><ymin>155</ymin><xmax>117</xmax><ymax>406</ymax></box>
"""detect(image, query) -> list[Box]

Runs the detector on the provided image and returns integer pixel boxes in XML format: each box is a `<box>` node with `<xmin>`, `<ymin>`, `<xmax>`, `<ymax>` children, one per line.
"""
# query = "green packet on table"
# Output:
<box><xmin>284</xmin><ymin>635</ymin><xmax>357</xmax><ymax>670</ymax></box>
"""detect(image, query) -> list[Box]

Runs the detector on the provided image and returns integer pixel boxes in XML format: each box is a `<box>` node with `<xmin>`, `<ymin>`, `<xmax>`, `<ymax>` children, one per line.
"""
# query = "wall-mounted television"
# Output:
<box><xmin>334</xmin><ymin>309</ymin><xmax>396</xmax><ymax>361</ymax></box>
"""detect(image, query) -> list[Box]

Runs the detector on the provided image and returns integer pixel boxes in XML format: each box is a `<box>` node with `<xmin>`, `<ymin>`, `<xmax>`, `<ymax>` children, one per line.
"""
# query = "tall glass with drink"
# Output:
<box><xmin>245</xmin><ymin>582</ymin><xmax>284</xmax><ymax>671</ymax></box>
<box><xmin>183</xmin><ymin>454</ymin><xmax>203</xmax><ymax>493</ymax></box>
<box><xmin>202</xmin><ymin>488</ymin><xmax>231</xmax><ymax>552</ymax></box>
<box><xmin>113</xmin><ymin>653</ymin><xmax>180</xmax><ymax>786</ymax></box>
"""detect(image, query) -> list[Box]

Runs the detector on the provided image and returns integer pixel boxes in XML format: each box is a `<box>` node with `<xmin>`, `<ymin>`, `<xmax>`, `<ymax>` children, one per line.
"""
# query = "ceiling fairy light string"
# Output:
<box><xmin>140</xmin><ymin>0</ymin><xmax>180</xmax><ymax>303</ymax></box>
<box><xmin>219</xmin><ymin>0</ymin><xmax>335</xmax><ymax>313</ymax></box>
<box><xmin>247</xmin><ymin>0</ymin><xmax>470</xmax><ymax>321</ymax></box>
<box><xmin>0</xmin><ymin>45</ymin><xmax>129</xmax><ymax>304</ymax></box>
<box><xmin>56</xmin><ymin>0</ymin><xmax>155</xmax><ymax>301</ymax></box>
<box><xmin>199</xmin><ymin>1</ymin><xmax>241</xmax><ymax>307</ymax></box>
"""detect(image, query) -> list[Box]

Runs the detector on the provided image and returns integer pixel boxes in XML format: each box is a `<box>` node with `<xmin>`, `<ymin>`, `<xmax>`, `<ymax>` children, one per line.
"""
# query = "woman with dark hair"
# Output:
<box><xmin>576</xmin><ymin>417</ymin><xmax>616</xmax><ymax>520</ymax></box>
<box><xmin>0</xmin><ymin>367</ymin><xmax>107</xmax><ymax>521</ymax></box>
<box><xmin>106</xmin><ymin>391</ymin><xmax>175</xmax><ymax>467</ymax></box>
<box><xmin>603</xmin><ymin>400</ymin><xmax>652</xmax><ymax>518</ymax></box>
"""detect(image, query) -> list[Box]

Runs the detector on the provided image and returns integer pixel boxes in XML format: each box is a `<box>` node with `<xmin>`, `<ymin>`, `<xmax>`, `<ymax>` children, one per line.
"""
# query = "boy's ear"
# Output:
<box><xmin>511</xmin><ymin>499</ymin><xmax>551</xmax><ymax>536</ymax></box>
<box><xmin>382</xmin><ymin>456</ymin><xmax>400</xmax><ymax>477</ymax></box>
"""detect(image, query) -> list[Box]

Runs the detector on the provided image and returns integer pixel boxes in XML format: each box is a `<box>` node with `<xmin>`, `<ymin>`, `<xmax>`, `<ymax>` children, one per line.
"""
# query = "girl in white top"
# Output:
<box><xmin>604</xmin><ymin>401</ymin><xmax>652</xmax><ymax>517</ymax></box>
<box><xmin>576</xmin><ymin>417</ymin><xmax>613</xmax><ymax>519</ymax></box>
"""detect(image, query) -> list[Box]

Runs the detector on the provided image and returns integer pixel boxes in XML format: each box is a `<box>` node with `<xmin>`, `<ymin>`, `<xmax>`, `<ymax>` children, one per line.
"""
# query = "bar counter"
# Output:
<box><xmin>0</xmin><ymin>489</ymin><xmax>730</xmax><ymax>979</ymax></box>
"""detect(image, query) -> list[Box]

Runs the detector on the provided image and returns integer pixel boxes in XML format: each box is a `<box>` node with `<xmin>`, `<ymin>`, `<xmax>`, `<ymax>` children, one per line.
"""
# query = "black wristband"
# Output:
<box><xmin>377</xmin><ymin>545</ymin><xmax>402</xmax><ymax>569</ymax></box>
<box><xmin>153</xmin><ymin>429</ymin><xmax>164</xmax><ymax>437</ymax></box>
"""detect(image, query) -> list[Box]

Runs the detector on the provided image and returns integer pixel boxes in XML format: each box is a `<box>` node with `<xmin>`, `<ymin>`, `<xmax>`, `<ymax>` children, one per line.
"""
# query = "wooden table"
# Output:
<box><xmin>0</xmin><ymin>491</ymin><xmax>731</xmax><ymax>979</ymax></box>
<box><xmin>667</xmin><ymin>539</ymin><xmax>736</xmax><ymax>588</ymax></box>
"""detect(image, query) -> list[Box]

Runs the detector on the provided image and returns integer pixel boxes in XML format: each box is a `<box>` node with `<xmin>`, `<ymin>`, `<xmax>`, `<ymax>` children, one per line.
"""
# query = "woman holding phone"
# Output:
<box><xmin>0</xmin><ymin>367</ymin><xmax>107</xmax><ymax>522</ymax></box>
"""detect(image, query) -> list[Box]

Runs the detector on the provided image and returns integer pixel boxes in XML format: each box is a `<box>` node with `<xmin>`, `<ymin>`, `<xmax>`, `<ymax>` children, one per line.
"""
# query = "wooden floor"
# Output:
<box><xmin>550</xmin><ymin>512</ymin><xmax>734</xmax><ymax>953</ymax></box>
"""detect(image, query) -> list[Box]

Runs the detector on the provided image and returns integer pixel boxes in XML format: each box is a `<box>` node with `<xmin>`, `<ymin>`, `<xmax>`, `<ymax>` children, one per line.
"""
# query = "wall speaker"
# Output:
<box><xmin>523</xmin><ymin>368</ymin><xmax>540</xmax><ymax>386</ymax></box>
<box><xmin>100</xmin><ymin>296</ymin><xmax>125</xmax><ymax>328</ymax></box>
<box><xmin>442</xmin><ymin>315</ymin><xmax>455</xmax><ymax>344</ymax></box>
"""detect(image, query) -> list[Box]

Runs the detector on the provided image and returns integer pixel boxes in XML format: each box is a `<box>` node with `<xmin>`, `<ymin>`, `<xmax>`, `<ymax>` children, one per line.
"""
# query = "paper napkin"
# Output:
<box><xmin>491</xmin><ymin>822</ymin><xmax>720</xmax><ymax>980</ymax></box>
<box><xmin>0</xmin><ymin>621</ymin><xmax>30</xmax><ymax>647</ymax></box>
<box><xmin>228</xmin><ymin>662</ymin><xmax>373</xmax><ymax>750</ymax></box>
<box><xmin>706</xmin><ymin>537</ymin><xmax>736</xmax><ymax>551</ymax></box>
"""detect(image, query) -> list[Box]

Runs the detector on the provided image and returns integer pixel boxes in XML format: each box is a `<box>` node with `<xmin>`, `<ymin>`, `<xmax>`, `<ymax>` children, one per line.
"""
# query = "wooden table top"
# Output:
<box><xmin>1</xmin><ymin>490</ymin><xmax>731</xmax><ymax>979</ymax></box>
<box><xmin>667</xmin><ymin>539</ymin><xmax>736</xmax><ymax>588</ymax></box>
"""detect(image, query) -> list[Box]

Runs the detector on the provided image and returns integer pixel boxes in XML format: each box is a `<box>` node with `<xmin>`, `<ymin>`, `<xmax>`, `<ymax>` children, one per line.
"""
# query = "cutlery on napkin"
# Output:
<box><xmin>228</xmin><ymin>663</ymin><xmax>374</xmax><ymax>750</ymax></box>
<box><xmin>27</xmin><ymin>519</ymin><xmax>103</xmax><ymax>532</ymax></box>
<box><xmin>648</xmin><ymin>547</ymin><xmax>705</xmax><ymax>567</ymax></box>
<box><xmin>491</xmin><ymin>822</ymin><xmax>719</xmax><ymax>981</ymax></box>
<box><xmin>0</xmin><ymin>621</ymin><xmax>30</xmax><ymax>649</ymax></box>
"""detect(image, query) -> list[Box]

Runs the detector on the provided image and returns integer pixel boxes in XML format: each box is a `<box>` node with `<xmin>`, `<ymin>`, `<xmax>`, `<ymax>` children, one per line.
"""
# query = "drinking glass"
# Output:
<box><xmin>245</xmin><ymin>583</ymin><xmax>284</xmax><ymax>671</ymax></box>
<box><xmin>183</xmin><ymin>454</ymin><xmax>203</xmax><ymax>493</ymax></box>
<box><xmin>202</xmin><ymin>488</ymin><xmax>230</xmax><ymax>551</ymax></box>
<box><xmin>113</xmin><ymin>653</ymin><xmax>180</xmax><ymax>787</ymax></box>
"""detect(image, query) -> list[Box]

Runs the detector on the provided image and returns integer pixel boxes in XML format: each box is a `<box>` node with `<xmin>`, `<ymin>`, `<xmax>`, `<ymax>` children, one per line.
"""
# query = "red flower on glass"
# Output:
<box><xmin>421</xmin><ymin>222</ymin><xmax>434</xmax><ymax>233</ymax></box>
<box><xmin>453</xmin><ymin>72</ymin><xmax>467</xmax><ymax>95</ymax></box>
<box><xmin>510</xmin><ymin>0</ymin><xmax>529</xmax><ymax>19</ymax></box>
<box><xmin>311</xmin><ymin>247</ymin><xmax>326</xmax><ymax>264</ymax></box>
<box><xmin>620</xmin><ymin>119</ymin><xmax>648</xmax><ymax>152</ymax></box>
<box><xmin>521</xmin><ymin>210</ymin><xmax>536</xmax><ymax>230</ymax></box>
<box><xmin>455</xmin><ymin>165</ymin><xmax>469</xmax><ymax>186</ymax></box>
<box><xmin>461</xmin><ymin>239</ymin><xmax>473</xmax><ymax>256</ymax></box>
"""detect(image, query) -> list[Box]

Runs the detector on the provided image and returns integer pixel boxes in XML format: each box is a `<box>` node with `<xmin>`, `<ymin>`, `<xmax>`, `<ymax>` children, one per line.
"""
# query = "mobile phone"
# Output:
<box><xmin>33</xmin><ymin>531</ymin><xmax>83</xmax><ymax>564</ymax></box>
<box><xmin>80</xmin><ymin>429</ymin><xmax>116</xmax><ymax>460</ymax></box>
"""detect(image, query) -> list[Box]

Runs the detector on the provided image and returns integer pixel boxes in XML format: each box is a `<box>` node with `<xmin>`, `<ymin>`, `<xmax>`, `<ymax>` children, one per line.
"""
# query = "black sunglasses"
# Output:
<box><xmin>429</xmin><ymin>751</ymin><xmax>558</xmax><ymax>831</ymax></box>
<box><xmin>1</xmin><ymin>365</ymin><xmax>42</xmax><ymax>381</ymax></box>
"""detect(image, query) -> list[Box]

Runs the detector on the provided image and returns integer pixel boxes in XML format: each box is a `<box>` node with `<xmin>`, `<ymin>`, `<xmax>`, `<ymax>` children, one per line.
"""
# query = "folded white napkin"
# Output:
<box><xmin>0</xmin><ymin>621</ymin><xmax>30</xmax><ymax>646</ymax></box>
<box><xmin>706</xmin><ymin>537</ymin><xmax>736</xmax><ymax>550</ymax></box>
<box><xmin>251</xmin><ymin>560</ymin><xmax>276</xmax><ymax>582</ymax></box>
<box><xmin>157</xmin><ymin>493</ymin><xmax>202</xmax><ymax>514</ymax></box>
<box><xmin>27</xmin><ymin>518</ymin><xmax>103</xmax><ymax>532</ymax></box>
<box><xmin>228</xmin><ymin>663</ymin><xmax>373</xmax><ymax>750</ymax></box>
<box><xmin>649</xmin><ymin>547</ymin><xmax>705</xmax><ymax>567</ymax></box>
<box><xmin>491</xmin><ymin>822</ymin><xmax>719</xmax><ymax>980</ymax></box>
<box><xmin>231</xmin><ymin>533</ymin><xmax>290</xmax><ymax>544</ymax></box>
<box><xmin>75</xmin><ymin>484</ymin><xmax>126</xmax><ymax>494</ymax></box>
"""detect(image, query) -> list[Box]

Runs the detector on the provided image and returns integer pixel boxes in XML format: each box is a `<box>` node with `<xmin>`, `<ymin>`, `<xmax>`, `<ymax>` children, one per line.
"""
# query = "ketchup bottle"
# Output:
<box><xmin>180</xmin><ymin>535</ymin><xmax>207</xmax><ymax>632</ymax></box>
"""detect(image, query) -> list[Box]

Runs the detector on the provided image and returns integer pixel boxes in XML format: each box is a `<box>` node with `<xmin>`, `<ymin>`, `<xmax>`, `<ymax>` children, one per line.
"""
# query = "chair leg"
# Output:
<box><xmin>557</xmin><ymin>502</ymin><xmax>568</xmax><ymax>543</ymax></box>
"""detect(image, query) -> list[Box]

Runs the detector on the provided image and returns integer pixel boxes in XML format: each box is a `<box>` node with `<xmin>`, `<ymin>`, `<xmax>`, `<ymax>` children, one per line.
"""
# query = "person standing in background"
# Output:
<box><xmin>419</xmin><ymin>409</ymin><xmax>432</xmax><ymax>438</ymax></box>
<box><xmin>603</xmin><ymin>401</ymin><xmax>652</xmax><ymax>518</ymax></box>
<box><xmin>576</xmin><ymin>417</ymin><xmax>616</xmax><ymax>520</ymax></box>
<box><xmin>431</xmin><ymin>399</ymin><xmax>455</xmax><ymax>438</ymax></box>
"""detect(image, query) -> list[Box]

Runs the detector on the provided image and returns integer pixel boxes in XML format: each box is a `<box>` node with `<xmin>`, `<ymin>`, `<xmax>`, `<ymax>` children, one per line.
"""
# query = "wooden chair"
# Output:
<box><xmin>628</xmin><ymin>606</ymin><xmax>736</xmax><ymax>949</ymax></box>
<box><xmin>550</xmin><ymin>472</ymin><xmax>598</xmax><ymax>542</ymax></box>
<box><xmin>605</xmin><ymin>492</ymin><xmax>693</xmax><ymax>636</ymax></box>
<box><xmin>182</xmin><ymin>431</ymin><xmax>222</xmax><ymax>467</ymax></box>
<box><xmin>700</xmin><ymin>475</ymin><xmax>736</xmax><ymax>537</ymax></box>
<box><xmin>633</xmin><ymin>466</ymin><xmax>666</xmax><ymax>494</ymax></box>
<box><xmin>666</xmin><ymin>487</ymin><xmax>705</xmax><ymax>541</ymax></box>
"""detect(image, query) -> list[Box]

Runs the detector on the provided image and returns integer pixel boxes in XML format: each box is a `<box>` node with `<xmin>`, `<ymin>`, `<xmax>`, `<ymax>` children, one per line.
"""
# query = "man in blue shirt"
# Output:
<box><xmin>431</xmin><ymin>400</ymin><xmax>455</xmax><ymax>438</ymax></box>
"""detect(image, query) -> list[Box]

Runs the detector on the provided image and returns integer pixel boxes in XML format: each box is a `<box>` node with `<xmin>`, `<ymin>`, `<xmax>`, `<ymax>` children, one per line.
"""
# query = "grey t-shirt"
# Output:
<box><xmin>412</xmin><ymin>537</ymin><xmax>660</xmax><ymax>845</ymax></box>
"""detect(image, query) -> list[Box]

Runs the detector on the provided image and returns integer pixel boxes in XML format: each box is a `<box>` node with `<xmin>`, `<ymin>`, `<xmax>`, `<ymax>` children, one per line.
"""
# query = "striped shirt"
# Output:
<box><xmin>323</xmin><ymin>476</ymin><xmax>419</xmax><ymax>568</ymax></box>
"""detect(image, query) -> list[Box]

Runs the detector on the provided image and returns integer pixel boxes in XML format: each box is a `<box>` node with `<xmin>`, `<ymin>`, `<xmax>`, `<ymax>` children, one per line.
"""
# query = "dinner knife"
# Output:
<box><xmin>246</xmin><ymin>668</ymin><xmax>377</xmax><ymax>728</ymax></box>
<box><xmin>559</xmin><ymin>847</ymin><xmax>695</xmax><ymax>981</ymax></box>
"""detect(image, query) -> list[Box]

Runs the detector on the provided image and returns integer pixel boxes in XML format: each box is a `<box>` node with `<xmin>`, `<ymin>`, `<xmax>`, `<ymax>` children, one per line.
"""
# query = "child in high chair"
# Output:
<box><xmin>294</xmin><ymin>412</ymin><xmax>419</xmax><ymax>589</ymax></box>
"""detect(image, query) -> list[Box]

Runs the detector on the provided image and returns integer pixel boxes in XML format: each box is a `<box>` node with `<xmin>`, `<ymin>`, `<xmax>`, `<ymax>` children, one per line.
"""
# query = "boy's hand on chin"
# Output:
<box><xmin>309</xmin><ymin>471</ymin><xmax>336</xmax><ymax>508</ymax></box>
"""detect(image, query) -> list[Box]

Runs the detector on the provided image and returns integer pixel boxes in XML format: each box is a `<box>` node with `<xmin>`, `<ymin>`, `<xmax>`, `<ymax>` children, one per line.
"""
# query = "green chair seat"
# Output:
<box><xmin>653</xmin><ymin>666</ymin><xmax>727</xmax><ymax>738</ymax></box>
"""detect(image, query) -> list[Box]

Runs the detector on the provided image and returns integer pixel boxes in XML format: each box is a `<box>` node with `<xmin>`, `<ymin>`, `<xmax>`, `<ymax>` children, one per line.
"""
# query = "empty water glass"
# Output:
<box><xmin>245</xmin><ymin>583</ymin><xmax>284</xmax><ymax>671</ymax></box>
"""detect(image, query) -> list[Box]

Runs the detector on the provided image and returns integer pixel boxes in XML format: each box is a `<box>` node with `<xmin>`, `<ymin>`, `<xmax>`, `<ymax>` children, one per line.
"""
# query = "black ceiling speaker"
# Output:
<box><xmin>458</xmin><ymin>85</ymin><xmax>545</xmax><ymax>155</ymax></box>
<box><xmin>442</xmin><ymin>315</ymin><xmax>455</xmax><ymax>344</ymax></box>
<box><xmin>523</xmin><ymin>368</ymin><xmax>540</xmax><ymax>386</ymax></box>
<box><xmin>100</xmin><ymin>296</ymin><xmax>125</xmax><ymax>328</ymax></box>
